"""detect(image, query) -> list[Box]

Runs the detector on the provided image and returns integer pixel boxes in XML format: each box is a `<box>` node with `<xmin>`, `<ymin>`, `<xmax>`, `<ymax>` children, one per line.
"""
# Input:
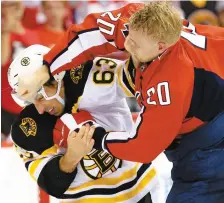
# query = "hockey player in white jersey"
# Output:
<box><xmin>9</xmin><ymin>45</ymin><xmax>164</xmax><ymax>202</ymax></box>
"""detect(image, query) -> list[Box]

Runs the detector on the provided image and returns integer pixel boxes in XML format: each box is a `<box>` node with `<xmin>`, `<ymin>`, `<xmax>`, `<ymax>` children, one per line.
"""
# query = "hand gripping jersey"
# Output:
<box><xmin>42</xmin><ymin>2</ymin><xmax>224</xmax><ymax>164</ymax></box>
<box><xmin>11</xmin><ymin>57</ymin><xmax>162</xmax><ymax>203</ymax></box>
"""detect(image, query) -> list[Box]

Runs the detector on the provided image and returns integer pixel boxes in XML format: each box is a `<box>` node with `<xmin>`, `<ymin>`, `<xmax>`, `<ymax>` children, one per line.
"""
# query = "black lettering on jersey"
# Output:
<box><xmin>93</xmin><ymin>58</ymin><xmax>117</xmax><ymax>85</ymax></box>
<box><xmin>80</xmin><ymin>149</ymin><xmax>122</xmax><ymax>179</ymax></box>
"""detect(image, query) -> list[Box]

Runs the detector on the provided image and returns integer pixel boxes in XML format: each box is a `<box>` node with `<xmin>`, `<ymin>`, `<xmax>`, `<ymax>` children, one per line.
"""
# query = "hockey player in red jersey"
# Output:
<box><xmin>9</xmin><ymin>2</ymin><xmax>224</xmax><ymax>202</ymax></box>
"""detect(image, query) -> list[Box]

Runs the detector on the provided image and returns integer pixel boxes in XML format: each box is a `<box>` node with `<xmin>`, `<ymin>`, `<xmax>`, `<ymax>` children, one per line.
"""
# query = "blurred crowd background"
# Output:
<box><xmin>1</xmin><ymin>0</ymin><xmax>224</xmax><ymax>142</ymax></box>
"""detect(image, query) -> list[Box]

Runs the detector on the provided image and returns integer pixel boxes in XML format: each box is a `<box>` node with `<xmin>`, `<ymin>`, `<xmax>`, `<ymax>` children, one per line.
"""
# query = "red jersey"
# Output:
<box><xmin>43</xmin><ymin>3</ymin><xmax>143</xmax><ymax>74</ymax></box>
<box><xmin>43</xmin><ymin>3</ymin><xmax>224</xmax><ymax>163</ymax></box>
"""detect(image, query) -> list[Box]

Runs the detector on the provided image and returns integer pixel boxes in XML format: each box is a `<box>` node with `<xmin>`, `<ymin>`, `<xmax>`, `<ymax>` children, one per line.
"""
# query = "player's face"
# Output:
<box><xmin>124</xmin><ymin>28</ymin><xmax>167</xmax><ymax>63</ymax></box>
<box><xmin>33</xmin><ymin>81</ymin><xmax>65</xmax><ymax>116</ymax></box>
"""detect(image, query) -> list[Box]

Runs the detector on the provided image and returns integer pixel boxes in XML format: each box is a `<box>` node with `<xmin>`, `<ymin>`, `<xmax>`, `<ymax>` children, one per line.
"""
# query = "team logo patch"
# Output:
<box><xmin>70</xmin><ymin>64</ymin><xmax>84</xmax><ymax>84</ymax></box>
<box><xmin>80</xmin><ymin>149</ymin><xmax>122</xmax><ymax>180</ymax></box>
<box><xmin>21</xmin><ymin>57</ymin><xmax>30</xmax><ymax>66</ymax></box>
<box><xmin>19</xmin><ymin>117</ymin><xmax>37</xmax><ymax>137</ymax></box>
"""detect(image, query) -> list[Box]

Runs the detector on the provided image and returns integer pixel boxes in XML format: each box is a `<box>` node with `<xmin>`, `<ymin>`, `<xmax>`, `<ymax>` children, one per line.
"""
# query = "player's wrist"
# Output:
<box><xmin>65</xmin><ymin>149</ymin><xmax>82</xmax><ymax>163</ymax></box>
<box><xmin>59</xmin><ymin>152</ymin><xmax>81</xmax><ymax>173</ymax></box>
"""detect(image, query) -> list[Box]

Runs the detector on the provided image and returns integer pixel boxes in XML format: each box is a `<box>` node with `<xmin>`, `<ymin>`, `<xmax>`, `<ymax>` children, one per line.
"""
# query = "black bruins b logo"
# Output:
<box><xmin>80</xmin><ymin>149</ymin><xmax>122</xmax><ymax>179</ymax></box>
<box><xmin>21</xmin><ymin>57</ymin><xmax>30</xmax><ymax>66</ymax></box>
<box><xmin>70</xmin><ymin>64</ymin><xmax>84</xmax><ymax>84</ymax></box>
<box><xmin>19</xmin><ymin>117</ymin><xmax>37</xmax><ymax>137</ymax></box>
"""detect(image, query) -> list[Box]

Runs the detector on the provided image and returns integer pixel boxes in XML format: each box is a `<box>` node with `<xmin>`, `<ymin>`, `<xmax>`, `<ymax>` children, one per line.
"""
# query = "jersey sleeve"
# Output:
<box><xmin>43</xmin><ymin>3</ymin><xmax>143</xmax><ymax>75</ymax></box>
<box><xmin>15</xmin><ymin>144</ymin><xmax>77</xmax><ymax>198</ymax></box>
<box><xmin>11</xmin><ymin>105</ymin><xmax>77</xmax><ymax>198</ymax></box>
<box><xmin>98</xmin><ymin>56</ymin><xmax>194</xmax><ymax>163</ymax></box>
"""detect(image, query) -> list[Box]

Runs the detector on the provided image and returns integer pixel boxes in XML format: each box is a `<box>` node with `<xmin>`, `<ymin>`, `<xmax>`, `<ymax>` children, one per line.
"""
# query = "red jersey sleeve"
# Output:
<box><xmin>43</xmin><ymin>3</ymin><xmax>143</xmax><ymax>75</ymax></box>
<box><xmin>105</xmin><ymin>101</ymin><xmax>186</xmax><ymax>163</ymax></box>
<box><xmin>102</xmin><ymin>49</ymin><xmax>194</xmax><ymax>163</ymax></box>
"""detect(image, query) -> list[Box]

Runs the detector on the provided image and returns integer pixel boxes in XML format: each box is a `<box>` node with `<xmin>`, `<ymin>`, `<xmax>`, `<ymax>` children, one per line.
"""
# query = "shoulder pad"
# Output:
<box><xmin>11</xmin><ymin>105</ymin><xmax>58</xmax><ymax>154</ymax></box>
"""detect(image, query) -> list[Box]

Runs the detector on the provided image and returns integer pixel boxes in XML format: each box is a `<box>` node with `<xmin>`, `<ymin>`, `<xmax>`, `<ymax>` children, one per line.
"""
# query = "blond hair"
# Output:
<box><xmin>129</xmin><ymin>1</ymin><xmax>182</xmax><ymax>45</ymax></box>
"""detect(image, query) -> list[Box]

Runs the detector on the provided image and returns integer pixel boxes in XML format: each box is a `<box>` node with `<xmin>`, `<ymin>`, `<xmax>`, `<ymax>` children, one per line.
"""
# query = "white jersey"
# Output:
<box><xmin>12</xmin><ymin>57</ymin><xmax>163</xmax><ymax>203</ymax></box>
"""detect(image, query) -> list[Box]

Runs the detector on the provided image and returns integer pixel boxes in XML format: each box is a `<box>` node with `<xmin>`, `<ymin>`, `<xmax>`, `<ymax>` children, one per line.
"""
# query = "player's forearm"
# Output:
<box><xmin>43</xmin><ymin>3</ymin><xmax>138</xmax><ymax>76</ymax></box>
<box><xmin>105</xmin><ymin>138</ymin><xmax>156</xmax><ymax>163</ymax></box>
<box><xmin>43</xmin><ymin>23</ymin><xmax>117</xmax><ymax>75</ymax></box>
<box><xmin>102</xmin><ymin>110</ymin><xmax>183</xmax><ymax>163</ymax></box>
<box><xmin>43</xmin><ymin>25</ymin><xmax>74</xmax><ymax>75</ymax></box>
<box><xmin>37</xmin><ymin>156</ymin><xmax>78</xmax><ymax>198</ymax></box>
<box><xmin>43</xmin><ymin>3</ymin><xmax>144</xmax><ymax>76</ymax></box>
<box><xmin>59</xmin><ymin>151</ymin><xmax>81</xmax><ymax>173</ymax></box>
<box><xmin>97</xmin><ymin>132</ymin><xmax>157</xmax><ymax>163</ymax></box>
<box><xmin>93</xmin><ymin>129</ymin><xmax>169</xmax><ymax>164</ymax></box>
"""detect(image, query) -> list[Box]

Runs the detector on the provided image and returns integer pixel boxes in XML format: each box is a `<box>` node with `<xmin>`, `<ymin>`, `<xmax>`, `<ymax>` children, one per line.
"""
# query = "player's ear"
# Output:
<box><xmin>158</xmin><ymin>41</ymin><xmax>167</xmax><ymax>54</ymax></box>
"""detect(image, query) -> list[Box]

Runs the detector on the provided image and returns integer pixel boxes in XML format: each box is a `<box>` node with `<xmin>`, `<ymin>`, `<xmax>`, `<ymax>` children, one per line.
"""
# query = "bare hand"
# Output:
<box><xmin>59</xmin><ymin>125</ymin><xmax>95</xmax><ymax>173</ymax></box>
<box><xmin>66</xmin><ymin>125</ymin><xmax>95</xmax><ymax>162</ymax></box>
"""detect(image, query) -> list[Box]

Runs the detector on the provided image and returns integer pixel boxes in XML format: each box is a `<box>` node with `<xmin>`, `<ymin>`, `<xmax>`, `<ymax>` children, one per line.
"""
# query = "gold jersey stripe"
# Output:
<box><xmin>67</xmin><ymin>163</ymin><xmax>140</xmax><ymax>192</ymax></box>
<box><xmin>85</xmin><ymin>164</ymin><xmax>98</xmax><ymax>170</ymax></box>
<box><xmin>72</xmin><ymin>96</ymin><xmax>82</xmax><ymax>113</ymax></box>
<box><xmin>41</xmin><ymin>145</ymin><xmax>58</xmax><ymax>156</ymax></box>
<box><xmin>61</xmin><ymin>167</ymin><xmax>156</xmax><ymax>203</ymax></box>
<box><xmin>124</xmin><ymin>59</ymin><xmax>135</xmax><ymax>90</ymax></box>
<box><xmin>29</xmin><ymin>145</ymin><xmax>58</xmax><ymax>180</ymax></box>
<box><xmin>29</xmin><ymin>158</ymin><xmax>44</xmax><ymax>181</ymax></box>
<box><xmin>117</xmin><ymin>64</ymin><xmax>133</xmax><ymax>97</ymax></box>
